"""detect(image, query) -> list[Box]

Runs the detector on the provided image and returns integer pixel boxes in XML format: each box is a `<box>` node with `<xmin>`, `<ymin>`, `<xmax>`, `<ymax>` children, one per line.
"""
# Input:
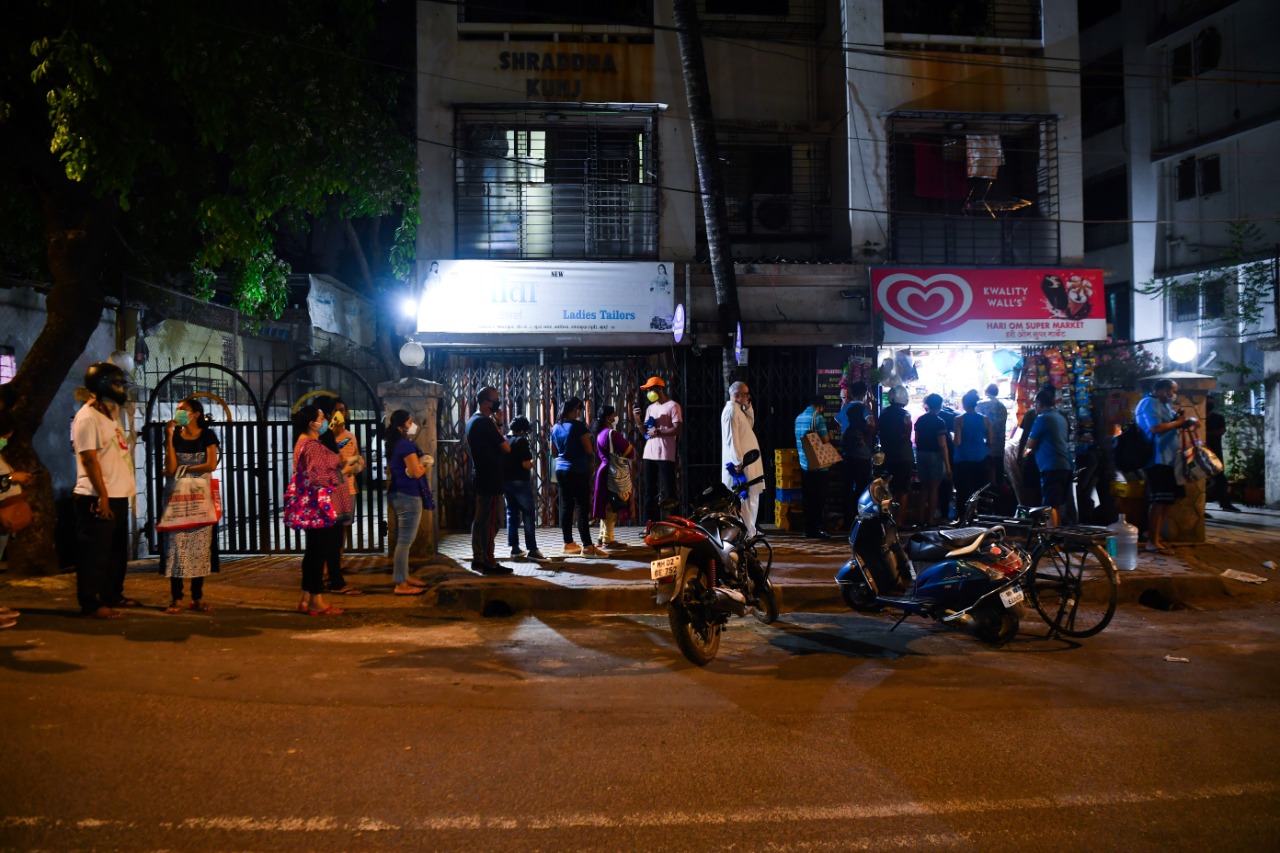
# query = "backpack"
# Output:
<box><xmin>1113</xmin><ymin>422</ymin><xmax>1153</xmax><ymax>473</ymax></box>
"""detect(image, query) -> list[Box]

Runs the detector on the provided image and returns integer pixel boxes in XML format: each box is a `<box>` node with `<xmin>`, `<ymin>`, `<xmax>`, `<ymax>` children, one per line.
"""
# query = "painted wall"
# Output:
<box><xmin>0</xmin><ymin>285</ymin><xmax>118</xmax><ymax>496</ymax></box>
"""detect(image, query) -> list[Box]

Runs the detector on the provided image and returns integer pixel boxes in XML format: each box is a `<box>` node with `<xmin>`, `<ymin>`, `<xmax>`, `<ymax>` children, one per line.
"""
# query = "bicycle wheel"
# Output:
<box><xmin>1028</xmin><ymin>540</ymin><xmax>1118</xmax><ymax>638</ymax></box>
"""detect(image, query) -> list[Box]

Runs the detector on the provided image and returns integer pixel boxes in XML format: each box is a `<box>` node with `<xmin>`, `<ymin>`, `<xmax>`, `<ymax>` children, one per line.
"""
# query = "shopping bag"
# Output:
<box><xmin>156</xmin><ymin>470</ymin><xmax>222</xmax><ymax>532</ymax></box>
<box><xmin>283</xmin><ymin>468</ymin><xmax>336</xmax><ymax>530</ymax></box>
<box><xmin>1186</xmin><ymin>425</ymin><xmax>1224</xmax><ymax>478</ymax></box>
<box><xmin>801</xmin><ymin>416</ymin><xmax>842</xmax><ymax>469</ymax></box>
<box><xmin>418</xmin><ymin>476</ymin><xmax>436</xmax><ymax>510</ymax></box>
<box><xmin>0</xmin><ymin>494</ymin><xmax>33</xmax><ymax>533</ymax></box>
<box><xmin>607</xmin><ymin>450</ymin><xmax>632</xmax><ymax>498</ymax></box>
<box><xmin>1179</xmin><ymin>431</ymin><xmax>1207</xmax><ymax>483</ymax></box>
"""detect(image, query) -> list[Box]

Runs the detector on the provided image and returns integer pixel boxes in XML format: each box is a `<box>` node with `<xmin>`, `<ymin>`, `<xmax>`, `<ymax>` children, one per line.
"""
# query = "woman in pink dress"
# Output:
<box><xmin>590</xmin><ymin>406</ymin><xmax>634</xmax><ymax>549</ymax></box>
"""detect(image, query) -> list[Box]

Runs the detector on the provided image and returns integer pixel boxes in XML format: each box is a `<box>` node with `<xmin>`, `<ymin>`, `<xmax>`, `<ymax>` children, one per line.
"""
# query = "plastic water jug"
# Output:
<box><xmin>1107</xmin><ymin>514</ymin><xmax>1139</xmax><ymax>571</ymax></box>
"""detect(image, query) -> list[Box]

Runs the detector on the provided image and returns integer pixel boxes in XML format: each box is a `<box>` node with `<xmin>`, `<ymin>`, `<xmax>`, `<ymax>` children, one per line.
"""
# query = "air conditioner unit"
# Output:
<box><xmin>752</xmin><ymin>195</ymin><xmax>799</xmax><ymax>234</ymax></box>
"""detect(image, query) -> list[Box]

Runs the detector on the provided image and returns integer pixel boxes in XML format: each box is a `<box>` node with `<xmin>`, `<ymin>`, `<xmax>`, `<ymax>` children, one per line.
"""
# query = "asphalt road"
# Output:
<box><xmin>2</xmin><ymin>601</ymin><xmax>1278</xmax><ymax>852</ymax></box>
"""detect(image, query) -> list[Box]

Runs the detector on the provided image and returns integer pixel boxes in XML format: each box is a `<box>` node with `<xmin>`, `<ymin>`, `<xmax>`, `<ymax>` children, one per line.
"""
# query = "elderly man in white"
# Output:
<box><xmin>721</xmin><ymin>380</ymin><xmax>765</xmax><ymax>537</ymax></box>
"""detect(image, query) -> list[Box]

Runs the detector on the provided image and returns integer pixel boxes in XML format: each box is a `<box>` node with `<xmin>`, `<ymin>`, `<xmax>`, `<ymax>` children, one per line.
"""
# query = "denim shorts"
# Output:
<box><xmin>916</xmin><ymin>451</ymin><xmax>946</xmax><ymax>482</ymax></box>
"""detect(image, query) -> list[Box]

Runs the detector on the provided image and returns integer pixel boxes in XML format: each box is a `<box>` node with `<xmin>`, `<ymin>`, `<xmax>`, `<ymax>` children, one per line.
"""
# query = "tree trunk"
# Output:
<box><xmin>672</xmin><ymin>0</ymin><xmax>740</xmax><ymax>390</ymax></box>
<box><xmin>344</xmin><ymin>219</ymin><xmax>404</xmax><ymax>380</ymax></box>
<box><xmin>5</xmin><ymin>188</ymin><xmax>117</xmax><ymax>574</ymax></box>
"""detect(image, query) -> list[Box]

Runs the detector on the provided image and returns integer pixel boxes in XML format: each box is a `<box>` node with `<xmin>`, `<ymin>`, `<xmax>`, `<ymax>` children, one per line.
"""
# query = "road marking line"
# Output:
<box><xmin>5</xmin><ymin>781</ymin><xmax>1278</xmax><ymax>834</ymax></box>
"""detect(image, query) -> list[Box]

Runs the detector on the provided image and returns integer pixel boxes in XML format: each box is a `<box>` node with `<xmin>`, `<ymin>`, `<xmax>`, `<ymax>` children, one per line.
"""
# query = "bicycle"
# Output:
<box><xmin>976</xmin><ymin>507</ymin><xmax>1119</xmax><ymax>638</ymax></box>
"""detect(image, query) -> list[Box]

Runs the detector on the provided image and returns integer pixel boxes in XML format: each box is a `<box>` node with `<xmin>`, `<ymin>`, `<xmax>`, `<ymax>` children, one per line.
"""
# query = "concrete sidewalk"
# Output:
<box><xmin>3</xmin><ymin>508</ymin><xmax>1277</xmax><ymax>618</ymax></box>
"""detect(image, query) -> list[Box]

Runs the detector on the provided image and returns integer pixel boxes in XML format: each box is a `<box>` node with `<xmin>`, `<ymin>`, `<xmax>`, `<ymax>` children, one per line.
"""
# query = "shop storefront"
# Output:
<box><xmin>871</xmin><ymin>267</ymin><xmax>1108</xmax><ymax>516</ymax></box>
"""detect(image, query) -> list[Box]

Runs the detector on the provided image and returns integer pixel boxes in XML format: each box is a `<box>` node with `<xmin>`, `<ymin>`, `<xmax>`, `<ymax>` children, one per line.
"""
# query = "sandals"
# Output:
<box><xmin>188</xmin><ymin>600</ymin><xmax>214</xmax><ymax>614</ymax></box>
<box><xmin>114</xmin><ymin>598</ymin><xmax>142</xmax><ymax>608</ymax></box>
<box><xmin>306</xmin><ymin>605</ymin><xmax>345</xmax><ymax>616</ymax></box>
<box><xmin>405</xmin><ymin>579</ymin><xmax>428</xmax><ymax>588</ymax></box>
<box><xmin>328</xmin><ymin>586</ymin><xmax>364</xmax><ymax>596</ymax></box>
<box><xmin>394</xmin><ymin>586</ymin><xmax>427</xmax><ymax>596</ymax></box>
<box><xmin>85</xmin><ymin>606</ymin><xmax>123</xmax><ymax>620</ymax></box>
<box><xmin>165</xmin><ymin>600</ymin><xmax>184</xmax><ymax>614</ymax></box>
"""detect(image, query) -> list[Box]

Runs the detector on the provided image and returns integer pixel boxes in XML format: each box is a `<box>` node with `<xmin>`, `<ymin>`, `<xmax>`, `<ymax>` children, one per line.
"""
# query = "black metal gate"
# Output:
<box><xmin>141</xmin><ymin>360</ymin><xmax>386</xmax><ymax>555</ymax></box>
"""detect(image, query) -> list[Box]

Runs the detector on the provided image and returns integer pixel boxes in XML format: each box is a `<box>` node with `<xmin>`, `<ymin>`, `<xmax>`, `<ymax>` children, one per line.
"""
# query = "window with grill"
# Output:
<box><xmin>1175</xmin><ymin>154</ymin><xmax>1222</xmax><ymax>200</ymax></box>
<box><xmin>885</xmin><ymin>0</ymin><xmax>1042</xmax><ymax>41</ymax></box>
<box><xmin>701</xmin><ymin>134</ymin><xmax>830</xmax><ymax>246</ymax></box>
<box><xmin>1171</xmin><ymin>27</ymin><xmax>1222</xmax><ymax>84</ymax></box>
<box><xmin>1203</xmin><ymin>278</ymin><xmax>1226</xmax><ymax>320</ymax></box>
<box><xmin>886</xmin><ymin>112</ymin><xmax>1060</xmax><ymax>265</ymax></box>
<box><xmin>1174</xmin><ymin>288</ymin><xmax>1199</xmax><ymax>322</ymax></box>
<box><xmin>458</xmin><ymin>1</ymin><xmax>652</xmax><ymax>26</ymax></box>
<box><xmin>454</xmin><ymin>109</ymin><xmax>658</xmax><ymax>260</ymax></box>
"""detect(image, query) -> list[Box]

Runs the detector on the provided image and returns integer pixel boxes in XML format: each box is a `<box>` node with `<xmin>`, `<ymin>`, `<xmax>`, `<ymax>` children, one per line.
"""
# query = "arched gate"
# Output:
<box><xmin>141</xmin><ymin>361</ymin><xmax>385</xmax><ymax>555</ymax></box>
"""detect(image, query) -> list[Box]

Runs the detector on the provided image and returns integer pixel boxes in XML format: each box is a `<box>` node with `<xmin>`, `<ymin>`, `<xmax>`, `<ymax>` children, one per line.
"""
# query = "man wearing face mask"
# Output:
<box><xmin>72</xmin><ymin>362</ymin><xmax>138</xmax><ymax>619</ymax></box>
<box><xmin>721</xmin><ymin>381</ymin><xmax>764</xmax><ymax>537</ymax></box>
<box><xmin>465</xmin><ymin>386</ymin><xmax>512</xmax><ymax>575</ymax></box>
<box><xmin>632</xmin><ymin>376</ymin><xmax>682</xmax><ymax>523</ymax></box>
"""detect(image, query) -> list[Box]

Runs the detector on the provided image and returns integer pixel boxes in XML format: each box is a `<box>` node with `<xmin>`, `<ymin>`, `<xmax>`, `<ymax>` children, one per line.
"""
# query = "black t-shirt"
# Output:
<box><xmin>465</xmin><ymin>413</ymin><xmax>505</xmax><ymax>495</ymax></box>
<box><xmin>841</xmin><ymin>402</ymin><xmax>872</xmax><ymax>460</ymax></box>
<box><xmin>1206</xmin><ymin>412</ymin><xmax>1225</xmax><ymax>455</ymax></box>
<box><xmin>172</xmin><ymin>428</ymin><xmax>219</xmax><ymax>457</ymax></box>
<box><xmin>914</xmin><ymin>412</ymin><xmax>947</xmax><ymax>455</ymax></box>
<box><xmin>503</xmin><ymin>435</ymin><xmax>532</xmax><ymax>482</ymax></box>
<box><xmin>878</xmin><ymin>404</ymin><xmax>913</xmax><ymax>464</ymax></box>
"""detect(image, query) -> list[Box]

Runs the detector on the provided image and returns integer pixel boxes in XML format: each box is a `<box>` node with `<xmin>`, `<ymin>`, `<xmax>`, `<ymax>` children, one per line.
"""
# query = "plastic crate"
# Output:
<box><xmin>1111</xmin><ymin>479</ymin><xmax>1145</xmax><ymax>499</ymax></box>
<box><xmin>775</xmin><ymin>487</ymin><xmax>803</xmax><ymax>503</ymax></box>
<box><xmin>774</xmin><ymin>449</ymin><xmax>799</xmax><ymax>466</ymax></box>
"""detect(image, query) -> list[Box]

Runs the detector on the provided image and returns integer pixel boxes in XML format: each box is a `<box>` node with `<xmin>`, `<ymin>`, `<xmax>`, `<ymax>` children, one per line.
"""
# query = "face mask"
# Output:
<box><xmin>331</xmin><ymin>413</ymin><xmax>345</xmax><ymax>430</ymax></box>
<box><xmin>406</xmin><ymin>422</ymin><xmax>419</xmax><ymax>437</ymax></box>
<box><xmin>313</xmin><ymin>419</ymin><xmax>329</xmax><ymax>435</ymax></box>
<box><xmin>0</xmin><ymin>438</ymin><xmax>7</xmax><ymax>453</ymax></box>
<box><xmin>174</xmin><ymin>410</ymin><xmax>190</xmax><ymax>427</ymax></box>
<box><xmin>646</xmin><ymin>390</ymin><xmax>660</xmax><ymax>403</ymax></box>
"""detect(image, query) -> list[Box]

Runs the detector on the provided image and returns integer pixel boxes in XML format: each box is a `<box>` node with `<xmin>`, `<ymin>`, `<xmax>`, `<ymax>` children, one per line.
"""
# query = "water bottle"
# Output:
<box><xmin>1107</xmin><ymin>514</ymin><xmax>1139</xmax><ymax>571</ymax></box>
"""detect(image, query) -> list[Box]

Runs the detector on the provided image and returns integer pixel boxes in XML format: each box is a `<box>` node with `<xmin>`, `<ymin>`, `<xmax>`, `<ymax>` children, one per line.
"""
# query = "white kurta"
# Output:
<box><xmin>721</xmin><ymin>401</ymin><xmax>765</xmax><ymax>536</ymax></box>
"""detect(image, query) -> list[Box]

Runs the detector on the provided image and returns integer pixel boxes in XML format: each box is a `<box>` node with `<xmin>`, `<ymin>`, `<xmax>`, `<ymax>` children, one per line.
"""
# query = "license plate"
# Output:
<box><xmin>999</xmin><ymin>586</ymin><xmax>1024</xmax><ymax>608</ymax></box>
<box><xmin>650</xmin><ymin>555</ymin><xmax>681</xmax><ymax>580</ymax></box>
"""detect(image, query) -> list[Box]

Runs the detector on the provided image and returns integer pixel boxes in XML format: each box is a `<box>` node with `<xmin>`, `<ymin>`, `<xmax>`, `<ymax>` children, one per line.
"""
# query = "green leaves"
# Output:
<box><xmin>3</xmin><ymin>0</ymin><xmax>415</xmax><ymax>318</ymax></box>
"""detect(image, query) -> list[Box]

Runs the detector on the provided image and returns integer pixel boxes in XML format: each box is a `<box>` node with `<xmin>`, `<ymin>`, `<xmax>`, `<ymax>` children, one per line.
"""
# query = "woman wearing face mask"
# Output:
<box><xmin>293</xmin><ymin>404</ymin><xmax>363</xmax><ymax>614</ymax></box>
<box><xmin>590</xmin><ymin>406</ymin><xmax>633</xmax><ymax>549</ymax></box>
<box><xmin>161</xmin><ymin>397</ymin><xmax>221</xmax><ymax>613</ymax></box>
<box><xmin>551</xmin><ymin>397</ymin><xmax>604</xmax><ymax>557</ymax></box>
<box><xmin>385</xmin><ymin>409</ymin><xmax>430</xmax><ymax>595</ymax></box>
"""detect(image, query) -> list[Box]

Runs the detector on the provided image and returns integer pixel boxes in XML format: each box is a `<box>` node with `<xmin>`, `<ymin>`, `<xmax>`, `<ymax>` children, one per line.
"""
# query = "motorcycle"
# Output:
<box><xmin>835</xmin><ymin>476</ymin><xmax>1031</xmax><ymax>645</ymax></box>
<box><xmin>645</xmin><ymin>449</ymin><xmax>777</xmax><ymax>665</ymax></box>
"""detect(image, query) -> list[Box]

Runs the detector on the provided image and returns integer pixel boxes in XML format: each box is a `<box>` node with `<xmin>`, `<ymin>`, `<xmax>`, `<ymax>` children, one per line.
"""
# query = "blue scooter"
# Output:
<box><xmin>835</xmin><ymin>476</ymin><xmax>1031</xmax><ymax>644</ymax></box>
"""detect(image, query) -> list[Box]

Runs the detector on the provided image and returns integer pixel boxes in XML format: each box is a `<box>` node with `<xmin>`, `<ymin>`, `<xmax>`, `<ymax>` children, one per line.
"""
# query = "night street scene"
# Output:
<box><xmin>2</xmin><ymin>1</ymin><xmax>1279</xmax><ymax>850</ymax></box>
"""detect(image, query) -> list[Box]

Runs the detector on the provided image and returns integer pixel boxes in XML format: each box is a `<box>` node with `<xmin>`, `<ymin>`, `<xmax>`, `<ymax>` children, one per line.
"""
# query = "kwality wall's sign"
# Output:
<box><xmin>872</xmin><ymin>268</ymin><xmax>1107</xmax><ymax>344</ymax></box>
<box><xmin>417</xmin><ymin>260</ymin><xmax>675</xmax><ymax>335</ymax></box>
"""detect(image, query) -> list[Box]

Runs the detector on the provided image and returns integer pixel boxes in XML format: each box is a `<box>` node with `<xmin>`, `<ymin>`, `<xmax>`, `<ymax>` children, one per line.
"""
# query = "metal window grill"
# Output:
<box><xmin>885</xmin><ymin>0</ymin><xmax>1042</xmax><ymax>43</ymax></box>
<box><xmin>699</xmin><ymin>0</ymin><xmax>826</xmax><ymax>39</ymax></box>
<box><xmin>454</xmin><ymin>107</ymin><xmax>659</xmax><ymax>260</ymax></box>
<box><xmin>886</xmin><ymin>111</ymin><xmax>1060</xmax><ymax>266</ymax></box>
<box><xmin>700</xmin><ymin>130</ymin><xmax>831</xmax><ymax>248</ymax></box>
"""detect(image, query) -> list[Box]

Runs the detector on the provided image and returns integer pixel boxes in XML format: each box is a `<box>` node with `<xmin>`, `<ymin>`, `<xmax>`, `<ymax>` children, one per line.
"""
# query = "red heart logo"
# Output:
<box><xmin>876</xmin><ymin>273</ymin><xmax>973</xmax><ymax>333</ymax></box>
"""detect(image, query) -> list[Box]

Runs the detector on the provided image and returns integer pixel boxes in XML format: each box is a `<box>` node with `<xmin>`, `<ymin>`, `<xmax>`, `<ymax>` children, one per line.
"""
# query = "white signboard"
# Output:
<box><xmin>417</xmin><ymin>260</ymin><xmax>675</xmax><ymax>335</ymax></box>
<box><xmin>307</xmin><ymin>274</ymin><xmax>376</xmax><ymax>347</ymax></box>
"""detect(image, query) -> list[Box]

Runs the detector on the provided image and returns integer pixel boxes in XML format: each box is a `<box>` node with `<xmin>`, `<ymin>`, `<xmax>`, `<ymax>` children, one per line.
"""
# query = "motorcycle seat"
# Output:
<box><xmin>907</xmin><ymin>526</ymin><xmax>991</xmax><ymax>562</ymax></box>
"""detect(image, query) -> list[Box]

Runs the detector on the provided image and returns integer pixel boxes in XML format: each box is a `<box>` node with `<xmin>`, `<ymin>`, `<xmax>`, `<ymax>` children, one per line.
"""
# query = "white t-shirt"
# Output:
<box><xmin>73</xmin><ymin>404</ymin><xmax>137</xmax><ymax>498</ymax></box>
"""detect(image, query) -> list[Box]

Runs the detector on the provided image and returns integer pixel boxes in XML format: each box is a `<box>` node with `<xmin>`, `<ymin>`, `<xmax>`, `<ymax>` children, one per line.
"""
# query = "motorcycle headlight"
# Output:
<box><xmin>644</xmin><ymin>523</ymin><xmax>679</xmax><ymax>547</ymax></box>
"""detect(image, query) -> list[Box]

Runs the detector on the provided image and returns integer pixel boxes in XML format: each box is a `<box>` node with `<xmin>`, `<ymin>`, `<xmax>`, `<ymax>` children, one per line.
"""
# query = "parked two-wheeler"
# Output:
<box><xmin>836</xmin><ymin>476</ymin><xmax>1031</xmax><ymax>644</ymax></box>
<box><xmin>645</xmin><ymin>449</ymin><xmax>777</xmax><ymax>665</ymax></box>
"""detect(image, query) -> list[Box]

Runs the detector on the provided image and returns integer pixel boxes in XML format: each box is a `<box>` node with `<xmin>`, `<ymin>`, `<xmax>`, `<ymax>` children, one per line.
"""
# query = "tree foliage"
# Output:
<box><xmin>0</xmin><ymin>0</ymin><xmax>416</xmax><ymax>571</ymax></box>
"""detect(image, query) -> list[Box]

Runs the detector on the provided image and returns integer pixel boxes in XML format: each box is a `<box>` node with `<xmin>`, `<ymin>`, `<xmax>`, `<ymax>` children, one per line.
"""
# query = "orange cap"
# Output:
<box><xmin>640</xmin><ymin>376</ymin><xmax>666</xmax><ymax>390</ymax></box>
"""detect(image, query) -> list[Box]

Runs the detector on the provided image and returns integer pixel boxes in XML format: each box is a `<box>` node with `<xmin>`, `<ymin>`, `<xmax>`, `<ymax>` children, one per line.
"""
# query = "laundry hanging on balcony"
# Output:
<box><xmin>965</xmin><ymin>134</ymin><xmax>1005</xmax><ymax>180</ymax></box>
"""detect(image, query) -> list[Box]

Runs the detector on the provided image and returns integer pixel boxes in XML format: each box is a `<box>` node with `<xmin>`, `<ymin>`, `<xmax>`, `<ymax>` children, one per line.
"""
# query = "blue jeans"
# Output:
<box><xmin>503</xmin><ymin>480</ymin><xmax>537</xmax><ymax>550</ymax></box>
<box><xmin>388</xmin><ymin>490</ymin><xmax>423</xmax><ymax>584</ymax></box>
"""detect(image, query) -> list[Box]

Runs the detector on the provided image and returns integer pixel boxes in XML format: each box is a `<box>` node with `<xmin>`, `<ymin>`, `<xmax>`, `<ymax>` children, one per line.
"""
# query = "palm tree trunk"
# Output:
<box><xmin>672</xmin><ymin>0</ymin><xmax>741</xmax><ymax>388</ymax></box>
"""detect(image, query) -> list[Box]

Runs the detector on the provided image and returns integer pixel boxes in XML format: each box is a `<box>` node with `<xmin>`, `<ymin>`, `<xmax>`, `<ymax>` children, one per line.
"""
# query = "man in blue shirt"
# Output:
<box><xmin>1023</xmin><ymin>387</ymin><xmax>1071</xmax><ymax>526</ymax></box>
<box><xmin>1134</xmin><ymin>379</ymin><xmax>1196</xmax><ymax>553</ymax></box>
<box><xmin>794</xmin><ymin>395</ymin><xmax>832</xmax><ymax>539</ymax></box>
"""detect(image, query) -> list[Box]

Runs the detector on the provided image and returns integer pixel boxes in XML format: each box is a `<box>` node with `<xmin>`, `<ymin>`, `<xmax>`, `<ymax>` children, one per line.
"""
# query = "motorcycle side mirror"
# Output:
<box><xmin>741</xmin><ymin>449</ymin><xmax>761</xmax><ymax>467</ymax></box>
